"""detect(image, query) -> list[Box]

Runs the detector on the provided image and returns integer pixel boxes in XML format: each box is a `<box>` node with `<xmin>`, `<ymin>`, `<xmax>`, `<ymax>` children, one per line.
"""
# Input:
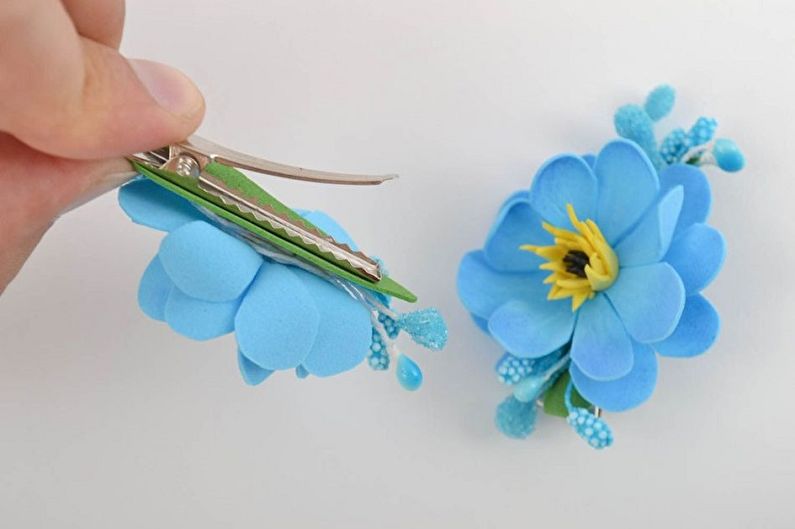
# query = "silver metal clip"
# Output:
<box><xmin>132</xmin><ymin>135</ymin><xmax>397</xmax><ymax>185</ymax></box>
<box><xmin>129</xmin><ymin>136</ymin><xmax>393</xmax><ymax>282</ymax></box>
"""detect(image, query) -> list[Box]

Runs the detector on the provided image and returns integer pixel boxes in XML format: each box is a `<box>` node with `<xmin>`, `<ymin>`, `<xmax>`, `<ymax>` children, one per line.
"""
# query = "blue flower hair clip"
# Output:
<box><xmin>119</xmin><ymin>153</ymin><xmax>447</xmax><ymax>391</ymax></box>
<box><xmin>458</xmin><ymin>85</ymin><xmax>743</xmax><ymax>449</ymax></box>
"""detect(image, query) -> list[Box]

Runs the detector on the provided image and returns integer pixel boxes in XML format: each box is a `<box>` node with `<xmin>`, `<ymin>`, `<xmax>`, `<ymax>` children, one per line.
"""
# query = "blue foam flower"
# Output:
<box><xmin>458</xmin><ymin>139</ymin><xmax>725</xmax><ymax>419</ymax></box>
<box><xmin>121</xmin><ymin>178</ymin><xmax>375</xmax><ymax>383</ymax></box>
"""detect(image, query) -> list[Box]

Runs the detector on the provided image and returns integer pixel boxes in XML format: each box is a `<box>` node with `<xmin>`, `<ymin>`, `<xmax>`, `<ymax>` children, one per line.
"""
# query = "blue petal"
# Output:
<box><xmin>571</xmin><ymin>341</ymin><xmax>657</xmax><ymax>411</ymax></box>
<box><xmin>665</xmin><ymin>223</ymin><xmax>726</xmax><ymax>294</ymax></box>
<box><xmin>158</xmin><ymin>221</ymin><xmax>263</xmax><ymax>302</ymax></box>
<box><xmin>658</xmin><ymin>164</ymin><xmax>711</xmax><ymax>237</ymax></box>
<box><xmin>457</xmin><ymin>251</ymin><xmax>547</xmax><ymax>319</ymax></box>
<box><xmin>614</xmin><ymin>186</ymin><xmax>683</xmax><ymax>267</ymax></box>
<box><xmin>487</xmin><ymin>299</ymin><xmax>576</xmax><ymax>358</ymax></box>
<box><xmin>581</xmin><ymin>154</ymin><xmax>596</xmax><ymax>169</ymax></box>
<box><xmin>164</xmin><ymin>288</ymin><xmax>239</xmax><ymax>340</ymax></box>
<box><xmin>484</xmin><ymin>192</ymin><xmax>550</xmax><ymax>271</ymax></box>
<box><xmin>594</xmin><ymin>139</ymin><xmax>660</xmax><ymax>243</ymax></box>
<box><xmin>301</xmin><ymin>210</ymin><xmax>358</xmax><ymax>250</ymax></box>
<box><xmin>118</xmin><ymin>178</ymin><xmax>203</xmax><ymax>231</ymax></box>
<box><xmin>471</xmin><ymin>313</ymin><xmax>490</xmax><ymax>334</ymax></box>
<box><xmin>235</xmin><ymin>264</ymin><xmax>320</xmax><ymax>370</ymax></box>
<box><xmin>137</xmin><ymin>256</ymin><xmax>173</xmax><ymax>321</ymax></box>
<box><xmin>295</xmin><ymin>270</ymin><xmax>371</xmax><ymax>377</ymax></box>
<box><xmin>528</xmin><ymin>154</ymin><xmax>597</xmax><ymax>229</ymax></box>
<box><xmin>570</xmin><ymin>294</ymin><xmax>634</xmax><ymax>381</ymax></box>
<box><xmin>655</xmin><ymin>295</ymin><xmax>720</xmax><ymax>358</ymax></box>
<box><xmin>606</xmin><ymin>263</ymin><xmax>685</xmax><ymax>343</ymax></box>
<box><xmin>238</xmin><ymin>349</ymin><xmax>274</xmax><ymax>385</ymax></box>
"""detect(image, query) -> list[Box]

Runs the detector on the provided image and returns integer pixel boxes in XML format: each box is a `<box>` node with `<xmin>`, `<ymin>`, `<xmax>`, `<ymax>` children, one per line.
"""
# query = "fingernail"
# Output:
<box><xmin>129</xmin><ymin>59</ymin><xmax>204</xmax><ymax>119</ymax></box>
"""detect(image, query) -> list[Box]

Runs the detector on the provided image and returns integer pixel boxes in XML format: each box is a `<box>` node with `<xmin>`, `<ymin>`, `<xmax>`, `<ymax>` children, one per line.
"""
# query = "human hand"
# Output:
<box><xmin>0</xmin><ymin>0</ymin><xmax>205</xmax><ymax>293</ymax></box>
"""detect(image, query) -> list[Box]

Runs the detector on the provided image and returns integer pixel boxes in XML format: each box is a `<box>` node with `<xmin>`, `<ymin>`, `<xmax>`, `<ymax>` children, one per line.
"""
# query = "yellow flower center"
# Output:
<box><xmin>520</xmin><ymin>204</ymin><xmax>619</xmax><ymax>312</ymax></box>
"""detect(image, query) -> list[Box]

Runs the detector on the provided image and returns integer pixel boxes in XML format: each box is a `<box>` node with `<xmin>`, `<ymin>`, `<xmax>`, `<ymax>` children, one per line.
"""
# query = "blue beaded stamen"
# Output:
<box><xmin>615</xmin><ymin>84</ymin><xmax>743</xmax><ymax>172</ymax></box>
<box><xmin>365</xmin><ymin>300</ymin><xmax>447</xmax><ymax>392</ymax></box>
<box><xmin>564</xmin><ymin>380</ymin><xmax>613</xmax><ymax>450</ymax></box>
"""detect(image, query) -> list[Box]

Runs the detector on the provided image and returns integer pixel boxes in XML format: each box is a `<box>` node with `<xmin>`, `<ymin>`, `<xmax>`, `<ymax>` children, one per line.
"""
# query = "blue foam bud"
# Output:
<box><xmin>644</xmin><ymin>84</ymin><xmax>676</xmax><ymax>121</ymax></box>
<box><xmin>687</xmin><ymin>116</ymin><xmax>718</xmax><ymax>147</ymax></box>
<box><xmin>659</xmin><ymin>128</ymin><xmax>691</xmax><ymax>164</ymax></box>
<box><xmin>495</xmin><ymin>350</ymin><xmax>565</xmax><ymax>385</ymax></box>
<box><xmin>295</xmin><ymin>365</ymin><xmax>310</xmax><ymax>379</ymax></box>
<box><xmin>495</xmin><ymin>395</ymin><xmax>537</xmax><ymax>439</ymax></box>
<box><xmin>564</xmin><ymin>379</ymin><xmax>613</xmax><ymax>449</ymax></box>
<box><xmin>712</xmin><ymin>138</ymin><xmax>745</xmax><ymax>172</ymax></box>
<box><xmin>566</xmin><ymin>408</ymin><xmax>614</xmax><ymax>450</ymax></box>
<box><xmin>396</xmin><ymin>354</ymin><xmax>423</xmax><ymax>391</ymax></box>
<box><xmin>496</xmin><ymin>353</ymin><xmax>534</xmax><ymax>385</ymax></box>
<box><xmin>614</xmin><ymin>104</ymin><xmax>665</xmax><ymax>170</ymax></box>
<box><xmin>396</xmin><ymin>308</ymin><xmax>448</xmax><ymax>350</ymax></box>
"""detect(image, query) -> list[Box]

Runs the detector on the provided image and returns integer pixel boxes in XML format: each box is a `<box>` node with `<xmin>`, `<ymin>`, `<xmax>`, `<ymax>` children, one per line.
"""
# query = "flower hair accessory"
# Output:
<box><xmin>119</xmin><ymin>138</ymin><xmax>446</xmax><ymax>390</ymax></box>
<box><xmin>457</xmin><ymin>85</ymin><xmax>743</xmax><ymax>449</ymax></box>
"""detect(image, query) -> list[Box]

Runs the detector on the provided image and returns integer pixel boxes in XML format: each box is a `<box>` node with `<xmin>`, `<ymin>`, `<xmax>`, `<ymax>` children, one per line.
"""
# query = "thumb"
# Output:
<box><xmin>0</xmin><ymin>1</ymin><xmax>205</xmax><ymax>160</ymax></box>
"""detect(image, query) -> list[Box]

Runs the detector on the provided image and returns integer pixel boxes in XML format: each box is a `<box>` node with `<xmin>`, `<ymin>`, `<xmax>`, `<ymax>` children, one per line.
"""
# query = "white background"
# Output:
<box><xmin>2</xmin><ymin>1</ymin><xmax>794</xmax><ymax>527</ymax></box>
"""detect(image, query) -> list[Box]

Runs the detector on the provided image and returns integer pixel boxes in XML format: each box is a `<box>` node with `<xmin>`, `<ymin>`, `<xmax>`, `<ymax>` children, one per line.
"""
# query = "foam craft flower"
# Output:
<box><xmin>119</xmin><ymin>178</ymin><xmax>445</xmax><ymax>388</ymax></box>
<box><xmin>457</xmin><ymin>85</ymin><xmax>741</xmax><ymax>449</ymax></box>
<box><xmin>458</xmin><ymin>139</ymin><xmax>727</xmax><ymax>447</ymax></box>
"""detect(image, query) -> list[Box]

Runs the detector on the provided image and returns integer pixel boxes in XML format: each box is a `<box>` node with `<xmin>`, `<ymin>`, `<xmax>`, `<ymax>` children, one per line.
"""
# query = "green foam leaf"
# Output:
<box><xmin>542</xmin><ymin>371</ymin><xmax>592</xmax><ymax>418</ymax></box>
<box><xmin>131</xmin><ymin>161</ymin><xmax>417</xmax><ymax>302</ymax></box>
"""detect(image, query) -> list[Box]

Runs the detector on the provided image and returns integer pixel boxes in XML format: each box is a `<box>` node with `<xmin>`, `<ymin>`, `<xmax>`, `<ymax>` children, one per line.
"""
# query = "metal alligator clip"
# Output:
<box><xmin>128</xmin><ymin>136</ymin><xmax>416</xmax><ymax>302</ymax></box>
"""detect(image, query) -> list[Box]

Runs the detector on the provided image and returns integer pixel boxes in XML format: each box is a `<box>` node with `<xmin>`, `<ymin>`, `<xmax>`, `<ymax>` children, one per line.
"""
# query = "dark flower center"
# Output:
<box><xmin>563</xmin><ymin>250</ymin><xmax>590</xmax><ymax>278</ymax></box>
